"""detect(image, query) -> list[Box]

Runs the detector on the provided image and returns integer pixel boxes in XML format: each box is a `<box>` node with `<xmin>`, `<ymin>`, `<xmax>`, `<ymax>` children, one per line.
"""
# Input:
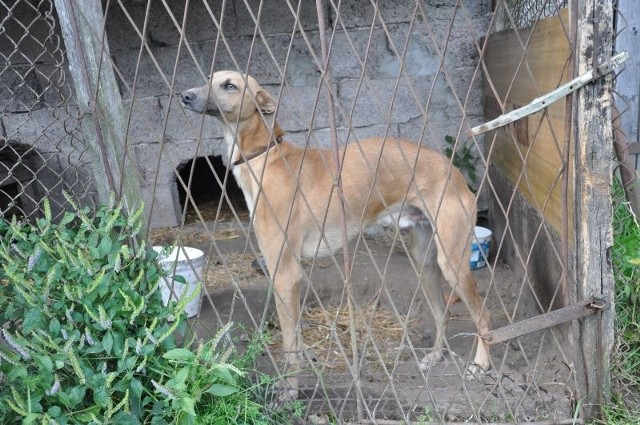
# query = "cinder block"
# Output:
<box><xmin>327</xmin><ymin>28</ymin><xmax>387</xmax><ymax>80</ymax></box>
<box><xmin>327</xmin><ymin>24</ymin><xmax>445</xmax><ymax>80</ymax></box>
<box><xmin>269</xmin><ymin>82</ymin><xmax>337</xmax><ymax>132</ymax></box>
<box><xmin>124</xmin><ymin>95</ymin><xmax>224</xmax><ymax>146</ymax></box>
<box><xmin>105</xmin><ymin>0</ymin><xmax>235</xmax><ymax>51</ymax></box>
<box><xmin>0</xmin><ymin>64</ymin><xmax>75</xmax><ymax>112</ymax></box>
<box><xmin>333</xmin><ymin>0</ymin><xmax>421</xmax><ymax>28</ymax></box>
<box><xmin>134</xmin><ymin>137</ymin><xmax>225</xmax><ymax>185</ymax></box>
<box><xmin>233</xmin><ymin>0</ymin><xmax>324</xmax><ymax>37</ymax></box>
<box><xmin>34</xmin><ymin>63</ymin><xmax>76</xmax><ymax>109</ymax></box>
<box><xmin>397</xmin><ymin>116</ymin><xmax>459</xmax><ymax>150</ymax></box>
<box><xmin>2</xmin><ymin>107</ymin><xmax>81</xmax><ymax>153</ymax></box>
<box><xmin>284</xmin><ymin>124</ymin><xmax>400</xmax><ymax>150</ymax></box>
<box><xmin>0</xmin><ymin>66</ymin><xmax>43</xmax><ymax>113</ymax></box>
<box><xmin>337</xmin><ymin>77</ymin><xmax>449</xmax><ymax>129</ymax></box>
<box><xmin>143</xmin><ymin>183</ymin><xmax>181</xmax><ymax>228</ymax></box>
<box><xmin>113</xmin><ymin>45</ymin><xmax>205</xmax><ymax>99</ymax></box>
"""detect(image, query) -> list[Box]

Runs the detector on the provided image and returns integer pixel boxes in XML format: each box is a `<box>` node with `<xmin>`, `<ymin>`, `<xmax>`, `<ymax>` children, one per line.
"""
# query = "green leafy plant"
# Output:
<box><xmin>0</xmin><ymin>195</ymin><xmax>301</xmax><ymax>424</ymax></box>
<box><xmin>443</xmin><ymin>135</ymin><xmax>478</xmax><ymax>188</ymax></box>
<box><xmin>149</xmin><ymin>324</ymin><xmax>300</xmax><ymax>425</ymax></box>
<box><xmin>602</xmin><ymin>177</ymin><xmax>640</xmax><ymax>423</ymax></box>
<box><xmin>0</xmin><ymin>196</ymin><xmax>190</xmax><ymax>423</ymax></box>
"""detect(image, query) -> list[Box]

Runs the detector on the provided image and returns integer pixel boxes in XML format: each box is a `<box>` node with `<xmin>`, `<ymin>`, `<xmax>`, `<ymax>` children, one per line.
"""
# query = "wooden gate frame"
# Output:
<box><xmin>573</xmin><ymin>0</ymin><xmax>615</xmax><ymax>419</ymax></box>
<box><xmin>481</xmin><ymin>1</ymin><xmax>615</xmax><ymax>421</ymax></box>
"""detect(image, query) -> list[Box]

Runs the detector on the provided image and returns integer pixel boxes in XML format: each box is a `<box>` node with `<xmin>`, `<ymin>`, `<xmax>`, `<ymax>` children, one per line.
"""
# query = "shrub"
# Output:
<box><xmin>0</xmin><ymin>197</ymin><xmax>190</xmax><ymax>423</ymax></box>
<box><xmin>0</xmin><ymin>196</ymin><xmax>301</xmax><ymax>424</ymax></box>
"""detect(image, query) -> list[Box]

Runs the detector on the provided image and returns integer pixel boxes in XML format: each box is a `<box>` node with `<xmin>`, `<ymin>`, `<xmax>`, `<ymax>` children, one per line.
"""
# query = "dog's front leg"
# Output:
<box><xmin>256</xmin><ymin>222</ymin><xmax>304</xmax><ymax>400</ymax></box>
<box><xmin>271</xmin><ymin>256</ymin><xmax>303</xmax><ymax>399</ymax></box>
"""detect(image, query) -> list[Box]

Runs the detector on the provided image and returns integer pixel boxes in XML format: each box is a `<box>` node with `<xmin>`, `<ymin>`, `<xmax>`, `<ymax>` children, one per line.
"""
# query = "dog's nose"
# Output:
<box><xmin>180</xmin><ymin>91</ymin><xmax>196</xmax><ymax>105</ymax></box>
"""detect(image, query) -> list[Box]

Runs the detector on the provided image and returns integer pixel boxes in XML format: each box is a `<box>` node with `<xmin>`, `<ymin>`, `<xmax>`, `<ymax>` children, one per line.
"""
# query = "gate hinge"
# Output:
<box><xmin>482</xmin><ymin>296</ymin><xmax>610</xmax><ymax>345</ymax></box>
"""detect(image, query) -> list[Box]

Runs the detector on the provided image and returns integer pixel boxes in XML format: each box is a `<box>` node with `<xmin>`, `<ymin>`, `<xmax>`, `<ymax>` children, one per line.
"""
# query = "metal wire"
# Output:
<box><xmin>1</xmin><ymin>0</ymin><xmax>619</xmax><ymax>422</ymax></box>
<box><xmin>0</xmin><ymin>0</ymin><xmax>95</xmax><ymax>221</ymax></box>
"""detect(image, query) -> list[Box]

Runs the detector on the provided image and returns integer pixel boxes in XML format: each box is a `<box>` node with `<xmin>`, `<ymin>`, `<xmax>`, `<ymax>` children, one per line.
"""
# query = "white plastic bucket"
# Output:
<box><xmin>470</xmin><ymin>226</ymin><xmax>492</xmax><ymax>270</ymax></box>
<box><xmin>153</xmin><ymin>246</ymin><xmax>204</xmax><ymax>318</ymax></box>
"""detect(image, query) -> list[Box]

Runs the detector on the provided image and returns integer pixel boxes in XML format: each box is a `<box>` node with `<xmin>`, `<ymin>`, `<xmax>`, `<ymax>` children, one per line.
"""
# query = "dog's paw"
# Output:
<box><xmin>267</xmin><ymin>380</ymin><xmax>299</xmax><ymax>410</ymax></box>
<box><xmin>465</xmin><ymin>362</ymin><xmax>490</xmax><ymax>381</ymax></box>
<box><xmin>419</xmin><ymin>349</ymin><xmax>445</xmax><ymax>370</ymax></box>
<box><xmin>251</xmin><ymin>256</ymin><xmax>269</xmax><ymax>275</ymax></box>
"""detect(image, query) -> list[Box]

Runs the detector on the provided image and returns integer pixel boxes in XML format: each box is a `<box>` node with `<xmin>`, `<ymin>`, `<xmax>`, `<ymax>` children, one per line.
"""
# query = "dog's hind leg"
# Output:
<box><xmin>433</xmin><ymin>204</ymin><xmax>491</xmax><ymax>375</ymax></box>
<box><xmin>409</xmin><ymin>223</ymin><xmax>451</xmax><ymax>370</ymax></box>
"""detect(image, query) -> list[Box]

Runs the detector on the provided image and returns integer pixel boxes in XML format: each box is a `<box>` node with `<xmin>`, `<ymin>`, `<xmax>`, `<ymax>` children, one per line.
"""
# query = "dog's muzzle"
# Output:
<box><xmin>180</xmin><ymin>90</ymin><xmax>219</xmax><ymax>116</ymax></box>
<box><xmin>180</xmin><ymin>91</ymin><xmax>197</xmax><ymax>108</ymax></box>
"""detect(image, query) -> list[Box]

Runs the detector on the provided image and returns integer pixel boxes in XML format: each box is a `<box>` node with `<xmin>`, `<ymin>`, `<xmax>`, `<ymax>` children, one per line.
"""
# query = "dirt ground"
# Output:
<box><xmin>151</xmin><ymin>216</ymin><xmax>576</xmax><ymax>423</ymax></box>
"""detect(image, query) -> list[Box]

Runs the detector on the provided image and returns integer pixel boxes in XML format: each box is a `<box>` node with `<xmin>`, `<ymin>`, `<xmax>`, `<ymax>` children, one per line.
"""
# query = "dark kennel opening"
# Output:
<box><xmin>176</xmin><ymin>155</ymin><xmax>247</xmax><ymax>223</ymax></box>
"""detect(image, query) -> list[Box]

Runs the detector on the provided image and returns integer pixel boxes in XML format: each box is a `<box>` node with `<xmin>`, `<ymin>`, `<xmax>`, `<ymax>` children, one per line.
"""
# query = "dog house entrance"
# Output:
<box><xmin>176</xmin><ymin>155</ymin><xmax>247</xmax><ymax>223</ymax></box>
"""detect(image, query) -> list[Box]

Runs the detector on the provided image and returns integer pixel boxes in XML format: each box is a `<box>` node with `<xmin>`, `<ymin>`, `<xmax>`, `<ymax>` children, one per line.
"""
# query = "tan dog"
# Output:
<box><xmin>180</xmin><ymin>71</ymin><xmax>491</xmax><ymax>396</ymax></box>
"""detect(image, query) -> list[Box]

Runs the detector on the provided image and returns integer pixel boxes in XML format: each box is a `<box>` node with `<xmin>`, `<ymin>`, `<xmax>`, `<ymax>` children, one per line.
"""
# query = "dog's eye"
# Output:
<box><xmin>223</xmin><ymin>82</ymin><xmax>237</xmax><ymax>91</ymax></box>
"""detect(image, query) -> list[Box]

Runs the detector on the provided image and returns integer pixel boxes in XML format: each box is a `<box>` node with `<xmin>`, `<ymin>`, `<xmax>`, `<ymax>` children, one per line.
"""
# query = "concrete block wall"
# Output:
<box><xmin>106</xmin><ymin>0</ymin><xmax>491</xmax><ymax>228</ymax></box>
<box><xmin>0</xmin><ymin>1</ymin><xmax>95</xmax><ymax>218</ymax></box>
<box><xmin>1</xmin><ymin>0</ymin><xmax>491</xmax><ymax>226</ymax></box>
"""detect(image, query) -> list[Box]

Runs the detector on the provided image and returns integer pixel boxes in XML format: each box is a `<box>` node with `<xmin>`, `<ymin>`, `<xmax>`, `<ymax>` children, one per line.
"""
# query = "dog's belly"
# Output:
<box><xmin>299</xmin><ymin>204</ymin><xmax>427</xmax><ymax>259</ymax></box>
<box><xmin>376</xmin><ymin>203</ymin><xmax>427</xmax><ymax>228</ymax></box>
<box><xmin>300</xmin><ymin>224</ymin><xmax>360</xmax><ymax>258</ymax></box>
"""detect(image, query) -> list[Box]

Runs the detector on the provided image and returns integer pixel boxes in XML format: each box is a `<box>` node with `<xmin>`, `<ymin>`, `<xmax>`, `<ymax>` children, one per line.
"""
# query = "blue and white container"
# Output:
<box><xmin>470</xmin><ymin>226</ymin><xmax>492</xmax><ymax>270</ymax></box>
<box><xmin>153</xmin><ymin>246</ymin><xmax>204</xmax><ymax>318</ymax></box>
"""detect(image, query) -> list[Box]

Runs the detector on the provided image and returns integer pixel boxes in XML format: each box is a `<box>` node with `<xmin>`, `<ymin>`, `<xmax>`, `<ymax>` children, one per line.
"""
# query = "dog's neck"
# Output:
<box><xmin>221</xmin><ymin>113</ymin><xmax>285</xmax><ymax>167</ymax></box>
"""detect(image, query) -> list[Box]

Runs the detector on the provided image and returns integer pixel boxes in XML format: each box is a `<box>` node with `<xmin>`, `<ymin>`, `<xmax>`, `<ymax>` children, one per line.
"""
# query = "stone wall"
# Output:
<box><xmin>0</xmin><ymin>1</ymin><xmax>94</xmax><ymax>219</ymax></box>
<box><xmin>1</xmin><ymin>0</ymin><xmax>490</xmax><ymax>227</ymax></box>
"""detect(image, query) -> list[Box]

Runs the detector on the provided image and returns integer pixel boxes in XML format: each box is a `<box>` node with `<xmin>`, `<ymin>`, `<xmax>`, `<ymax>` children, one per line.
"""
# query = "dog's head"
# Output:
<box><xmin>180</xmin><ymin>71</ymin><xmax>277</xmax><ymax>122</ymax></box>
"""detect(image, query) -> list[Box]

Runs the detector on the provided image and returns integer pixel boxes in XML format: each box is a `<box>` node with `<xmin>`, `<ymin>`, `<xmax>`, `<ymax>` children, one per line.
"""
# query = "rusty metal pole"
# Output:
<box><xmin>314</xmin><ymin>0</ymin><xmax>364</xmax><ymax>421</ymax></box>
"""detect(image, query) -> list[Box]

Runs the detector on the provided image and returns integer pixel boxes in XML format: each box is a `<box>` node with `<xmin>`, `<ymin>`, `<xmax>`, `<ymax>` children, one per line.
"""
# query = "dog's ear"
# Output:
<box><xmin>256</xmin><ymin>90</ymin><xmax>277</xmax><ymax>114</ymax></box>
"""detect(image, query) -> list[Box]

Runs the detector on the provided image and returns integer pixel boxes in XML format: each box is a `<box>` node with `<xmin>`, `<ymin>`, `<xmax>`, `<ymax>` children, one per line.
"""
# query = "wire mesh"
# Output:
<box><xmin>1</xmin><ymin>0</ymin><xmax>617</xmax><ymax>422</ymax></box>
<box><xmin>501</xmin><ymin>0</ymin><xmax>569</xmax><ymax>29</ymax></box>
<box><xmin>0</xmin><ymin>0</ymin><xmax>95</xmax><ymax>221</ymax></box>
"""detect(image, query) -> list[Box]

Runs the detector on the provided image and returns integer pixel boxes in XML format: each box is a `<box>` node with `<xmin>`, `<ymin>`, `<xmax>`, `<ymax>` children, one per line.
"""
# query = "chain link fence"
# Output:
<box><xmin>0</xmin><ymin>0</ymin><xmax>95</xmax><ymax>221</ymax></box>
<box><xmin>0</xmin><ymin>0</ymin><xmax>619</xmax><ymax>422</ymax></box>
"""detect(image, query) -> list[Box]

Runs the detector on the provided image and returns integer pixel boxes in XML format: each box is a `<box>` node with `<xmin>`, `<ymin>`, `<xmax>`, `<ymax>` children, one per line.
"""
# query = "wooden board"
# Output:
<box><xmin>615</xmin><ymin>0</ymin><xmax>640</xmax><ymax>144</ymax></box>
<box><xmin>483</xmin><ymin>8</ymin><xmax>573</xmax><ymax>238</ymax></box>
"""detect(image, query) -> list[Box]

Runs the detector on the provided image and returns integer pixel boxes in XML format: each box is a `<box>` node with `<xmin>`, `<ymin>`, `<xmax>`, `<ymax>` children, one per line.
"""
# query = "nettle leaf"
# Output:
<box><xmin>98</xmin><ymin>236</ymin><xmax>113</xmax><ymax>258</ymax></box>
<box><xmin>93</xmin><ymin>385</ymin><xmax>110</xmax><ymax>408</ymax></box>
<box><xmin>69</xmin><ymin>386</ymin><xmax>87</xmax><ymax>407</ymax></box>
<box><xmin>49</xmin><ymin>318</ymin><xmax>61</xmax><ymax>335</ymax></box>
<box><xmin>175</xmin><ymin>367</ymin><xmax>190</xmax><ymax>386</ymax></box>
<box><xmin>23</xmin><ymin>413</ymin><xmax>40</xmax><ymax>424</ymax></box>
<box><xmin>59</xmin><ymin>212</ymin><xmax>75</xmax><ymax>227</ymax></box>
<box><xmin>74</xmin><ymin>405</ymin><xmax>100</xmax><ymax>423</ymax></box>
<box><xmin>178</xmin><ymin>396</ymin><xmax>196</xmax><ymax>417</ymax></box>
<box><xmin>205</xmin><ymin>384</ymin><xmax>239</xmax><ymax>397</ymax></box>
<box><xmin>8</xmin><ymin>364</ymin><xmax>28</xmax><ymax>380</ymax></box>
<box><xmin>103</xmin><ymin>332</ymin><xmax>114</xmax><ymax>355</ymax></box>
<box><xmin>111</xmin><ymin>412</ymin><xmax>141</xmax><ymax>425</ymax></box>
<box><xmin>162</xmin><ymin>348</ymin><xmax>195</xmax><ymax>362</ymax></box>
<box><xmin>23</xmin><ymin>308</ymin><xmax>45</xmax><ymax>333</ymax></box>
<box><xmin>129</xmin><ymin>378</ymin><xmax>144</xmax><ymax>416</ymax></box>
<box><xmin>47</xmin><ymin>405</ymin><xmax>62</xmax><ymax>418</ymax></box>
<box><xmin>34</xmin><ymin>354</ymin><xmax>53</xmax><ymax>374</ymax></box>
<box><xmin>87</xmin><ymin>231</ymin><xmax>99</xmax><ymax>247</ymax></box>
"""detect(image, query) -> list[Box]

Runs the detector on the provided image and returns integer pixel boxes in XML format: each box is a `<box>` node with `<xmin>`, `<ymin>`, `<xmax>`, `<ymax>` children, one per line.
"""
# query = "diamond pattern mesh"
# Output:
<box><xmin>1</xmin><ymin>0</ymin><xmax>617</xmax><ymax>422</ymax></box>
